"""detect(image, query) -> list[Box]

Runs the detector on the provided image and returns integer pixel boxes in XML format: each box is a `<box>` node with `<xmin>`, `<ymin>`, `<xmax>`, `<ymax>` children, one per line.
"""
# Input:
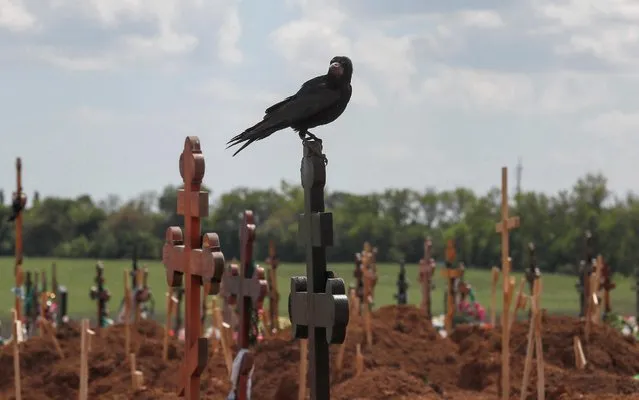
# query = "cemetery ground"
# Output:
<box><xmin>0</xmin><ymin>256</ymin><xmax>637</xmax><ymax>325</ymax></box>
<box><xmin>2</xmin><ymin>256</ymin><xmax>639</xmax><ymax>399</ymax></box>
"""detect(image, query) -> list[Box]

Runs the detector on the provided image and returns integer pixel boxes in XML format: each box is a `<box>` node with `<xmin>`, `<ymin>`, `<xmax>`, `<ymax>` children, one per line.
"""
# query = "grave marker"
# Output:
<box><xmin>11</xmin><ymin>158</ymin><xmax>27</xmax><ymax>322</ymax></box>
<box><xmin>441</xmin><ymin>239</ymin><xmax>461</xmax><ymax>333</ymax></box>
<box><xmin>89</xmin><ymin>262</ymin><xmax>111</xmax><ymax>330</ymax></box>
<box><xmin>162</xmin><ymin>136</ymin><xmax>226</xmax><ymax>399</ymax></box>
<box><xmin>418</xmin><ymin>237</ymin><xmax>435</xmax><ymax>319</ymax></box>
<box><xmin>221</xmin><ymin>210</ymin><xmax>268</xmax><ymax>400</ymax></box>
<box><xmin>576</xmin><ymin>231</ymin><xmax>595</xmax><ymax>318</ymax></box>
<box><xmin>495</xmin><ymin>166</ymin><xmax>519</xmax><ymax>400</ymax></box>
<box><xmin>288</xmin><ymin>141</ymin><xmax>349</xmax><ymax>400</ymax></box>
<box><xmin>394</xmin><ymin>259</ymin><xmax>409</xmax><ymax>305</ymax></box>
<box><xmin>266</xmin><ymin>240</ymin><xmax>280</xmax><ymax>332</ymax></box>
<box><xmin>599</xmin><ymin>259</ymin><xmax>615</xmax><ymax>318</ymax></box>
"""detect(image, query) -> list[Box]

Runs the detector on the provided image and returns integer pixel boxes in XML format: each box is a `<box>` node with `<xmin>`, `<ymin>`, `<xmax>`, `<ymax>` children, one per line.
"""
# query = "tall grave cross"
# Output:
<box><xmin>221</xmin><ymin>210</ymin><xmax>268</xmax><ymax>400</ymax></box>
<box><xmin>11</xmin><ymin>158</ymin><xmax>27</xmax><ymax>322</ymax></box>
<box><xmin>162</xmin><ymin>136</ymin><xmax>226</xmax><ymax>399</ymax></box>
<box><xmin>494</xmin><ymin>166</ymin><xmax>520</xmax><ymax>400</ymax></box>
<box><xmin>289</xmin><ymin>141</ymin><xmax>349</xmax><ymax>400</ymax></box>
<box><xmin>418</xmin><ymin>237</ymin><xmax>435</xmax><ymax>319</ymax></box>
<box><xmin>599</xmin><ymin>259</ymin><xmax>615</xmax><ymax>318</ymax></box>
<box><xmin>393</xmin><ymin>259</ymin><xmax>409</xmax><ymax>305</ymax></box>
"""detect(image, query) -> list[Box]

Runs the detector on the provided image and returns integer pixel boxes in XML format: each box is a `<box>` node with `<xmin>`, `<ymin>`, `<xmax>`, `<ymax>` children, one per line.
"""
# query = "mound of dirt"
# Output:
<box><xmin>2</xmin><ymin>306</ymin><xmax>639</xmax><ymax>399</ymax></box>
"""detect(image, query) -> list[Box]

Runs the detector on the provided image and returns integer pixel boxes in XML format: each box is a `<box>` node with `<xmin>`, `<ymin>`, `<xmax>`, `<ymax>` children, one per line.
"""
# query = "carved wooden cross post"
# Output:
<box><xmin>600</xmin><ymin>260</ymin><xmax>615</xmax><ymax>318</ymax></box>
<box><xmin>266</xmin><ymin>240</ymin><xmax>280</xmax><ymax>332</ymax></box>
<box><xmin>12</xmin><ymin>157</ymin><xmax>27</xmax><ymax>322</ymax></box>
<box><xmin>289</xmin><ymin>141</ymin><xmax>349</xmax><ymax>400</ymax></box>
<box><xmin>577</xmin><ymin>231</ymin><xmax>595</xmax><ymax>318</ymax></box>
<box><xmin>418</xmin><ymin>237</ymin><xmax>435</xmax><ymax>319</ymax></box>
<box><xmin>221</xmin><ymin>210</ymin><xmax>268</xmax><ymax>400</ymax></box>
<box><xmin>162</xmin><ymin>136</ymin><xmax>226</xmax><ymax>399</ymax></box>
<box><xmin>494</xmin><ymin>166</ymin><xmax>520</xmax><ymax>400</ymax></box>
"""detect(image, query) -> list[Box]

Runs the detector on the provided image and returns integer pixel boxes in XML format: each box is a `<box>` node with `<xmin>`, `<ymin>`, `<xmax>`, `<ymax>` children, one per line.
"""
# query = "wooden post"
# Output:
<box><xmin>161</xmin><ymin>137</ymin><xmax>226</xmax><ymax>399</ymax></box>
<box><xmin>355</xmin><ymin>343</ymin><xmax>364</xmax><ymax>377</ymax></box>
<box><xmin>509</xmin><ymin>277</ymin><xmax>528</xmax><ymax>330</ymax></box>
<box><xmin>163</xmin><ymin>290</ymin><xmax>178</xmax><ymax>361</ymax></box>
<box><xmin>266</xmin><ymin>240</ymin><xmax>280</xmax><ymax>333</ymax></box>
<box><xmin>361</xmin><ymin>243</ymin><xmax>374</xmax><ymax>347</ymax></box>
<box><xmin>12</xmin><ymin>158</ymin><xmax>27</xmax><ymax>323</ymax></box>
<box><xmin>520</xmin><ymin>279</ymin><xmax>544</xmax><ymax>400</ymax></box>
<box><xmin>288</xmin><ymin>141</ymin><xmax>349</xmax><ymax>400</ymax></box>
<box><xmin>299</xmin><ymin>339</ymin><xmax>308</xmax><ymax>400</ymax></box>
<box><xmin>221</xmin><ymin>211</ymin><xmax>268</xmax><ymax>400</ymax></box>
<box><xmin>495</xmin><ymin>166</ymin><xmax>520</xmax><ymax>400</ymax></box>
<box><xmin>123</xmin><ymin>270</ymin><xmax>132</xmax><ymax>357</ymax></box>
<box><xmin>12</xmin><ymin>309</ymin><xmax>22</xmax><ymax>400</ymax></box>
<box><xmin>418</xmin><ymin>237</ymin><xmax>434</xmax><ymax>319</ymax></box>
<box><xmin>212</xmin><ymin>301</ymin><xmax>233</xmax><ymax>376</ymax></box>
<box><xmin>79</xmin><ymin>319</ymin><xmax>94</xmax><ymax>400</ymax></box>
<box><xmin>573</xmin><ymin>336</ymin><xmax>587</xmax><ymax>369</ymax></box>
<box><xmin>490</xmin><ymin>266</ymin><xmax>500</xmax><ymax>327</ymax></box>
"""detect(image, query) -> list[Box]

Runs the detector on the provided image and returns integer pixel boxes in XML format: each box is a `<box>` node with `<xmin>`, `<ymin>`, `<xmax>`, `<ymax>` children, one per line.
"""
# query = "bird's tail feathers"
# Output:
<box><xmin>226</xmin><ymin>119</ymin><xmax>287</xmax><ymax>156</ymax></box>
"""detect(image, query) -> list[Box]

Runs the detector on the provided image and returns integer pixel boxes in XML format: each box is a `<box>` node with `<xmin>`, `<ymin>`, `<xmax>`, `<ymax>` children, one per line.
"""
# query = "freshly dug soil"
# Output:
<box><xmin>1</xmin><ymin>306</ymin><xmax>639</xmax><ymax>399</ymax></box>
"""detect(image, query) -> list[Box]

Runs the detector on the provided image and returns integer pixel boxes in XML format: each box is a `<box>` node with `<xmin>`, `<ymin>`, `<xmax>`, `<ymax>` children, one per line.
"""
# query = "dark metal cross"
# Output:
<box><xmin>289</xmin><ymin>141</ymin><xmax>349</xmax><ymax>400</ymax></box>
<box><xmin>576</xmin><ymin>231</ymin><xmax>594</xmax><ymax>318</ymax></box>
<box><xmin>89</xmin><ymin>262</ymin><xmax>111</xmax><ymax>330</ymax></box>
<box><xmin>221</xmin><ymin>210</ymin><xmax>268</xmax><ymax>400</ymax></box>
<box><xmin>394</xmin><ymin>259</ymin><xmax>409</xmax><ymax>305</ymax></box>
<box><xmin>162</xmin><ymin>136</ymin><xmax>226</xmax><ymax>400</ymax></box>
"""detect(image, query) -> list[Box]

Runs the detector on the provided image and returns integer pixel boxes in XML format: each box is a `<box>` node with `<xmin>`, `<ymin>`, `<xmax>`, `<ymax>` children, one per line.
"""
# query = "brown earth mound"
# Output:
<box><xmin>1</xmin><ymin>307</ymin><xmax>639</xmax><ymax>399</ymax></box>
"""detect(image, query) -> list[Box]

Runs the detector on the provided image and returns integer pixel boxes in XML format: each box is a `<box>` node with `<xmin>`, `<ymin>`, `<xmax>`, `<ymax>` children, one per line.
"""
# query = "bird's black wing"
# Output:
<box><xmin>226</xmin><ymin>82</ymin><xmax>340</xmax><ymax>156</ymax></box>
<box><xmin>264</xmin><ymin>75</ymin><xmax>326</xmax><ymax>115</ymax></box>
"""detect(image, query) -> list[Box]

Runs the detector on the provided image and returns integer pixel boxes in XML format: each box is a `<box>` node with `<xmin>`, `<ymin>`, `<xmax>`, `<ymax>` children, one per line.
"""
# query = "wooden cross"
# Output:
<box><xmin>12</xmin><ymin>157</ymin><xmax>27</xmax><ymax>322</ymax></box>
<box><xmin>221</xmin><ymin>210</ymin><xmax>268</xmax><ymax>400</ymax></box>
<box><xmin>494</xmin><ymin>166</ymin><xmax>519</xmax><ymax>400</ymax></box>
<box><xmin>289</xmin><ymin>141</ymin><xmax>349</xmax><ymax>400</ymax></box>
<box><xmin>441</xmin><ymin>239</ymin><xmax>461</xmax><ymax>333</ymax></box>
<box><xmin>599</xmin><ymin>259</ymin><xmax>615</xmax><ymax>317</ymax></box>
<box><xmin>89</xmin><ymin>262</ymin><xmax>111</xmax><ymax>330</ymax></box>
<box><xmin>418</xmin><ymin>237</ymin><xmax>435</xmax><ymax>319</ymax></box>
<box><xmin>525</xmin><ymin>242</ymin><xmax>540</xmax><ymax>317</ymax></box>
<box><xmin>265</xmin><ymin>240</ymin><xmax>280</xmax><ymax>332</ymax></box>
<box><xmin>161</xmin><ymin>136</ymin><xmax>226</xmax><ymax>399</ymax></box>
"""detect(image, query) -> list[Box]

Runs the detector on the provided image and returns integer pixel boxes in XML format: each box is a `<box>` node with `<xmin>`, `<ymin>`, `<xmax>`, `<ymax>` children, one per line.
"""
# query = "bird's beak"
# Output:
<box><xmin>329</xmin><ymin>62</ymin><xmax>343</xmax><ymax>77</ymax></box>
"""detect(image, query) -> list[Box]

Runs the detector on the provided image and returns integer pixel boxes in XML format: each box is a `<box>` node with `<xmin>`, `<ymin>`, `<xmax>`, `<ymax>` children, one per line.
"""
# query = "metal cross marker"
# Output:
<box><xmin>394</xmin><ymin>259</ymin><xmax>409</xmax><ymax>305</ymax></box>
<box><xmin>11</xmin><ymin>158</ymin><xmax>27</xmax><ymax>322</ymax></box>
<box><xmin>494</xmin><ymin>166</ymin><xmax>519</xmax><ymax>400</ymax></box>
<box><xmin>89</xmin><ymin>262</ymin><xmax>111</xmax><ymax>330</ymax></box>
<box><xmin>418</xmin><ymin>237</ymin><xmax>435</xmax><ymax>319</ymax></box>
<box><xmin>289</xmin><ymin>141</ymin><xmax>349</xmax><ymax>400</ymax></box>
<box><xmin>221</xmin><ymin>210</ymin><xmax>268</xmax><ymax>400</ymax></box>
<box><xmin>161</xmin><ymin>136</ymin><xmax>226</xmax><ymax>400</ymax></box>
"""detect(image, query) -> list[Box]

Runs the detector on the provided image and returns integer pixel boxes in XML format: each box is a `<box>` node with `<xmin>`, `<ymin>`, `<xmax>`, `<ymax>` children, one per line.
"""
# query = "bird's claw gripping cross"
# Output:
<box><xmin>300</xmin><ymin>131</ymin><xmax>329</xmax><ymax>166</ymax></box>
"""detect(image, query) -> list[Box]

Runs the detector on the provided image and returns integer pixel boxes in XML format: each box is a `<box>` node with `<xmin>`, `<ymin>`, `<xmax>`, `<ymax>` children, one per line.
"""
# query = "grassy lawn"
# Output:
<box><xmin>0</xmin><ymin>257</ymin><xmax>636</xmax><ymax>327</ymax></box>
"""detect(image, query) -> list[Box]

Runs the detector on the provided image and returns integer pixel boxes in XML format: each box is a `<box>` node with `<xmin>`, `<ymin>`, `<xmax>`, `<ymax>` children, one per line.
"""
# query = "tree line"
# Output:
<box><xmin>0</xmin><ymin>173</ymin><xmax>637</xmax><ymax>276</ymax></box>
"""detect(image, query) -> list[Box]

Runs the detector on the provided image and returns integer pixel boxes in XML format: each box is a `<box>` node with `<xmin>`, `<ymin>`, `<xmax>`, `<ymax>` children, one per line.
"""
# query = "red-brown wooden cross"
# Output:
<box><xmin>222</xmin><ymin>210</ymin><xmax>267</xmax><ymax>400</ymax></box>
<box><xmin>161</xmin><ymin>136</ymin><xmax>226</xmax><ymax>400</ymax></box>
<box><xmin>418</xmin><ymin>237</ymin><xmax>435</xmax><ymax>318</ymax></box>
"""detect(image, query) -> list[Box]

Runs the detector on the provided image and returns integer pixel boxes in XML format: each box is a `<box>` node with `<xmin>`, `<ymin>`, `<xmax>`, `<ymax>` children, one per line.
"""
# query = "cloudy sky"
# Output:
<box><xmin>0</xmin><ymin>0</ymin><xmax>637</xmax><ymax>203</ymax></box>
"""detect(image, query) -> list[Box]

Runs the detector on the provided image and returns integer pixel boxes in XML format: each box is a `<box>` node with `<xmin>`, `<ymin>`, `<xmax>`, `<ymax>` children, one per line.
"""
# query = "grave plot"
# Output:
<box><xmin>2</xmin><ymin>305</ymin><xmax>639</xmax><ymax>399</ymax></box>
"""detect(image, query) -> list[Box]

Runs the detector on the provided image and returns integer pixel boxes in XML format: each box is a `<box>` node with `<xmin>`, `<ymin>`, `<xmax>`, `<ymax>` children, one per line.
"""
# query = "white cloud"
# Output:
<box><xmin>584</xmin><ymin>111</ymin><xmax>639</xmax><ymax>136</ymax></box>
<box><xmin>195</xmin><ymin>78</ymin><xmax>278</xmax><ymax>104</ymax></box>
<box><xmin>0</xmin><ymin>0</ymin><xmax>36</xmax><ymax>32</ymax></box>
<box><xmin>534</xmin><ymin>0</ymin><xmax>639</xmax><ymax>68</ymax></box>
<box><xmin>455</xmin><ymin>10</ymin><xmax>505</xmax><ymax>29</ymax></box>
<box><xmin>217</xmin><ymin>5</ymin><xmax>243</xmax><ymax>64</ymax></box>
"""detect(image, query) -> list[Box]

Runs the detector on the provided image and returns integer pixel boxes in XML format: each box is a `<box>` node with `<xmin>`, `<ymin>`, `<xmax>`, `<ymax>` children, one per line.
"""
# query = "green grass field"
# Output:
<box><xmin>0</xmin><ymin>257</ymin><xmax>636</xmax><ymax>327</ymax></box>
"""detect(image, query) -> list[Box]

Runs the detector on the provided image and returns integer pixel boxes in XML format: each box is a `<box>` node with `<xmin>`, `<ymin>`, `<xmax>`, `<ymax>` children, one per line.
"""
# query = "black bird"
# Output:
<box><xmin>7</xmin><ymin>196</ymin><xmax>23</xmax><ymax>222</ymax></box>
<box><xmin>226</xmin><ymin>56</ymin><xmax>353</xmax><ymax>156</ymax></box>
